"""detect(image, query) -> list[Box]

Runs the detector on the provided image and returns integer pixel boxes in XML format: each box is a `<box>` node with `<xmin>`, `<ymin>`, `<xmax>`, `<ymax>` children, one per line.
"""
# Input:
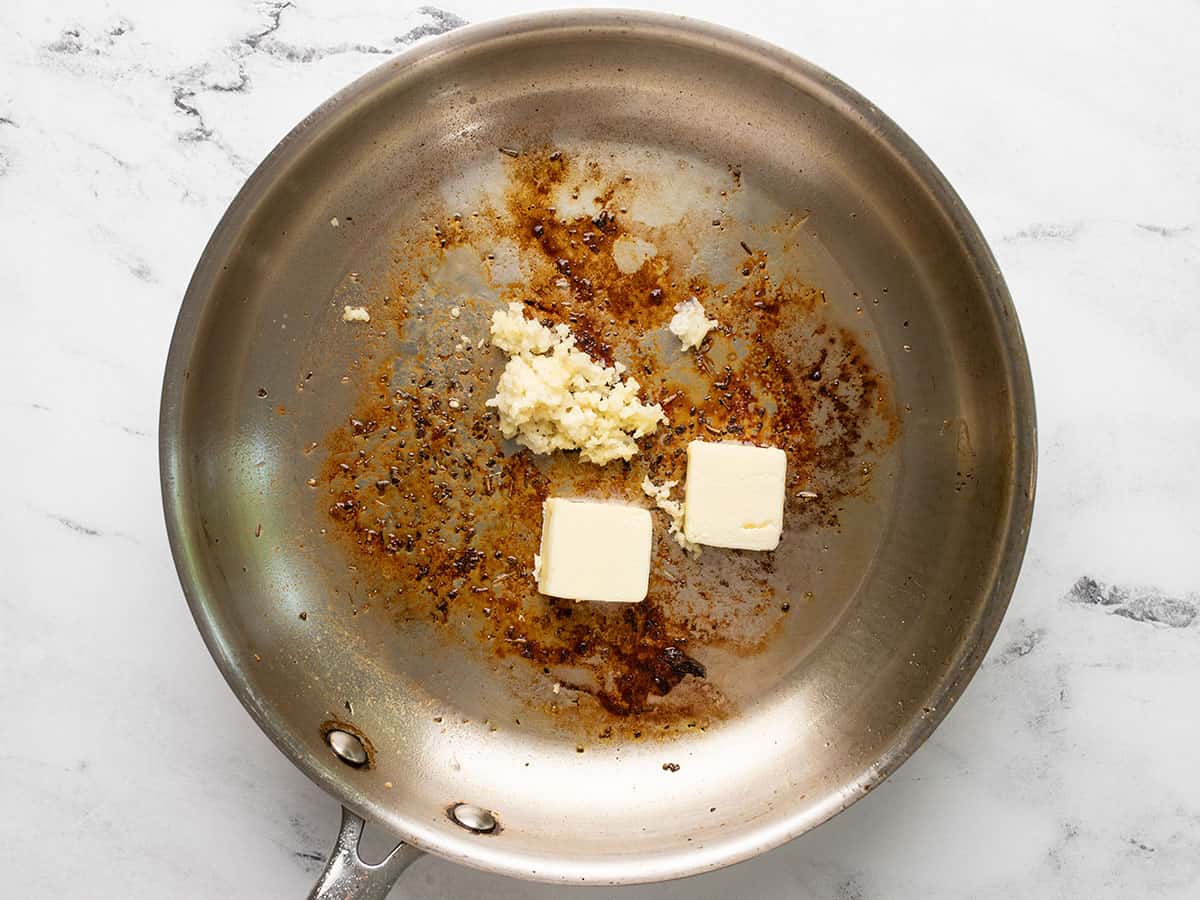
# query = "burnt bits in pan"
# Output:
<box><xmin>315</xmin><ymin>150</ymin><xmax>898</xmax><ymax>725</ymax></box>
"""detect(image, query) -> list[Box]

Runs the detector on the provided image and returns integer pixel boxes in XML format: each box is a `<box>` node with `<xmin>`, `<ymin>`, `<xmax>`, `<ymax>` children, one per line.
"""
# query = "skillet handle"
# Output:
<box><xmin>307</xmin><ymin>806</ymin><xmax>424</xmax><ymax>900</ymax></box>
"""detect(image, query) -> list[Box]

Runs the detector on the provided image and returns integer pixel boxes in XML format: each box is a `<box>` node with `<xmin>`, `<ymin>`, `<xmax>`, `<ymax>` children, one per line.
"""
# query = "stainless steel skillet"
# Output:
<box><xmin>160</xmin><ymin>10</ymin><xmax>1035</xmax><ymax>896</ymax></box>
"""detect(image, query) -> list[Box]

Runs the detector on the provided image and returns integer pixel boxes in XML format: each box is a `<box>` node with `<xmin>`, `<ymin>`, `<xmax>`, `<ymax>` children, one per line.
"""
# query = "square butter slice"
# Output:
<box><xmin>537</xmin><ymin>498</ymin><xmax>652</xmax><ymax>603</ymax></box>
<box><xmin>683</xmin><ymin>440</ymin><xmax>787</xmax><ymax>550</ymax></box>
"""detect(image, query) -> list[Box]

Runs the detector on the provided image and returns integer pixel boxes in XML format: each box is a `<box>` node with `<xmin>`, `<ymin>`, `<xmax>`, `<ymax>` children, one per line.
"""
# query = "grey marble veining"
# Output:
<box><xmin>2</xmin><ymin>1</ymin><xmax>1198</xmax><ymax>897</ymax></box>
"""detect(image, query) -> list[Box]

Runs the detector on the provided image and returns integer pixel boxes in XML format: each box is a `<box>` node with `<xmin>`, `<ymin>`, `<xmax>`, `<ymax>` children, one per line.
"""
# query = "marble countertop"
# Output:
<box><xmin>3</xmin><ymin>1</ymin><xmax>1198</xmax><ymax>897</ymax></box>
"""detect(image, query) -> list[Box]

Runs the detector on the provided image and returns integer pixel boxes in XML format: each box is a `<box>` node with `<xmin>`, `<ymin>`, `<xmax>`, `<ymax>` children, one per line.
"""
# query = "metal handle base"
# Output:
<box><xmin>307</xmin><ymin>807</ymin><xmax>424</xmax><ymax>900</ymax></box>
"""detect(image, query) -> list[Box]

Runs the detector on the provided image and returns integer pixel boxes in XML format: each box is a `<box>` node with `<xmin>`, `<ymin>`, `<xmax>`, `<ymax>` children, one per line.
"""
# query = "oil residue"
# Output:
<box><xmin>316</xmin><ymin>150</ymin><xmax>897</xmax><ymax>727</ymax></box>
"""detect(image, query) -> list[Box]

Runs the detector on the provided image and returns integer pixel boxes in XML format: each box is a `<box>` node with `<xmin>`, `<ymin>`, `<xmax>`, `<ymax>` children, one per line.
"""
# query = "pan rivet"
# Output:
<box><xmin>451</xmin><ymin>802</ymin><xmax>497</xmax><ymax>834</ymax></box>
<box><xmin>326</xmin><ymin>729</ymin><xmax>368</xmax><ymax>767</ymax></box>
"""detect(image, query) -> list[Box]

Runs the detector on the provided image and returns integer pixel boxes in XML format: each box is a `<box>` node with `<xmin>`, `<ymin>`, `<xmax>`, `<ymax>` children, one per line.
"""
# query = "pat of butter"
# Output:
<box><xmin>537</xmin><ymin>498</ymin><xmax>652</xmax><ymax>603</ymax></box>
<box><xmin>683</xmin><ymin>440</ymin><xmax>787</xmax><ymax>550</ymax></box>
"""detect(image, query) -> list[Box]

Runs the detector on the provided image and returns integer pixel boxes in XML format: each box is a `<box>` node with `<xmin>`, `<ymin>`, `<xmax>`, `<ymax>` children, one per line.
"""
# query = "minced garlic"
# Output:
<box><xmin>486</xmin><ymin>303</ymin><xmax>665</xmax><ymax>465</ymax></box>
<box><xmin>342</xmin><ymin>305</ymin><xmax>370</xmax><ymax>323</ymax></box>
<box><xmin>641</xmin><ymin>476</ymin><xmax>702</xmax><ymax>557</ymax></box>
<box><xmin>668</xmin><ymin>297</ymin><xmax>717</xmax><ymax>350</ymax></box>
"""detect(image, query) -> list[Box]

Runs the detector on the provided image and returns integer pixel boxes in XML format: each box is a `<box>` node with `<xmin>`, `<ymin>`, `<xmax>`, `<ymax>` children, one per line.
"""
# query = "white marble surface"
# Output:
<box><xmin>3</xmin><ymin>1</ymin><xmax>1199</xmax><ymax>897</ymax></box>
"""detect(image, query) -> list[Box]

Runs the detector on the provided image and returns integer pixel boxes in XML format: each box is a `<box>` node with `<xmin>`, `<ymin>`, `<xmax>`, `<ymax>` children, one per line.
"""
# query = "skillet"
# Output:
<box><xmin>160</xmin><ymin>11</ymin><xmax>1036</xmax><ymax>896</ymax></box>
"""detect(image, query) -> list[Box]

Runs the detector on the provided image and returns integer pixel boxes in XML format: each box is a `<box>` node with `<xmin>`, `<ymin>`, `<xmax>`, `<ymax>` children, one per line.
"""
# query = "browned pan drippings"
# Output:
<box><xmin>315</xmin><ymin>149</ymin><xmax>898</xmax><ymax>723</ymax></box>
